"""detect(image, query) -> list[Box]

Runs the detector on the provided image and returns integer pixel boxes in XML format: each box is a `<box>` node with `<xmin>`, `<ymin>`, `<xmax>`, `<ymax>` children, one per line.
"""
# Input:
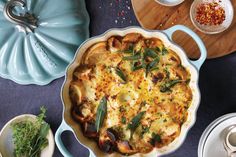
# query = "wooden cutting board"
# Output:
<box><xmin>131</xmin><ymin>0</ymin><xmax>236</xmax><ymax>59</ymax></box>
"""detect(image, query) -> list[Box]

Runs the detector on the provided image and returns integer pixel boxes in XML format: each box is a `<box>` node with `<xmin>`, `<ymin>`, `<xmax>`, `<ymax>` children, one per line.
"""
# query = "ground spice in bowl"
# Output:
<box><xmin>195</xmin><ymin>2</ymin><xmax>226</xmax><ymax>25</ymax></box>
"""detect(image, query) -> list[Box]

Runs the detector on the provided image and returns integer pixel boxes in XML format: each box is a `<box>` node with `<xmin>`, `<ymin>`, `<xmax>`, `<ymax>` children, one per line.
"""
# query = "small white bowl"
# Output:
<box><xmin>0</xmin><ymin>114</ymin><xmax>54</xmax><ymax>157</ymax></box>
<box><xmin>190</xmin><ymin>0</ymin><xmax>234</xmax><ymax>34</ymax></box>
<box><xmin>155</xmin><ymin>0</ymin><xmax>184</xmax><ymax>6</ymax></box>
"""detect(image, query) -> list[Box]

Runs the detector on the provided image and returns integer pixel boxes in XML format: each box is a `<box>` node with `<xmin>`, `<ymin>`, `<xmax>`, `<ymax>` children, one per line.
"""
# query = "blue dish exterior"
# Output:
<box><xmin>55</xmin><ymin>25</ymin><xmax>207</xmax><ymax>157</ymax></box>
<box><xmin>163</xmin><ymin>25</ymin><xmax>207</xmax><ymax>70</ymax></box>
<box><xmin>0</xmin><ymin>0</ymin><xmax>90</xmax><ymax>85</ymax></box>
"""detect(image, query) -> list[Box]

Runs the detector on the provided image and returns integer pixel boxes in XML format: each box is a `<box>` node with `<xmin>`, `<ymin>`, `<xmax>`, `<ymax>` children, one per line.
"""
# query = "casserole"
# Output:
<box><xmin>55</xmin><ymin>25</ymin><xmax>207</xmax><ymax>157</ymax></box>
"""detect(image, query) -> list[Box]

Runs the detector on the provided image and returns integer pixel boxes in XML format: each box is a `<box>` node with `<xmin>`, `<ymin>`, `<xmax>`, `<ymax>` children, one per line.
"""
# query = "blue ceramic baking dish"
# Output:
<box><xmin>55</xmin><ymin>25</ymin><xmax>207</xmax><ymax>157</ymax></box>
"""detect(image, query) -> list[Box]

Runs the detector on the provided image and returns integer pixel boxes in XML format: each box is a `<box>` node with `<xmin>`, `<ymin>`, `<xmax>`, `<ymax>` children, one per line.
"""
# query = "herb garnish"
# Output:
<box><xmin>95</xmin><ymin>97</ymin><xmax>107</xmax><ymax>132</ymax></box>
<box><xmin>123</xmin><ymin>44</ymin><xmax>134</xmax><ymax>54</ymax></box>
<box><xmin>122</xmin><ymin>46</ymin><xmax>162</xmax><ymax>77</ymax></box>
<box><xmin>122</xmin><ymin>53</ymin><xmax>141</xmax><ymax>60</ymax></box>
<box><xmin>115</xmin><ymin>67</ymin><xmax>127</xmax><ymax>83</ymax></box>
<box><xmin>156</xmin><ymin>47</ymin><xmax>161</xmax><ymax>52</ymax></box>
<box><xmin>140</xmin><ymin>126</ymin><xmax>150</xmax><ymax>138</ymax></box>
<box><xmin>12</xmin><ymin>107</ymin><xmax>50</xmax><ymax>157</ymax></box>
<box><xmin>121</xmin><ymin>116</ymin><xmax>126</xmax><ymax>124</ymax></box>
<box><xmin>146</xmin><ymin>57</ymin><xmax>160</xmax><ymax>77</ymax></box>
<box><xmin>131</xmin><ymin>63</ymin><xmax>143</xmax><ymax>71</ymax></box>
<box><xmin>144</xmin><ymin>48</ymin><xmax>158</xmax><ymax>58</ymax></box>
<box><xmin>127</xmin><ymin>111</ymin><xmax>145</xmax><ymax>138</ymax></box>
<box><xmin>161</xmin><ymin>47</ymin><xmax>168</xmax><ymax>55</ymax></box>
<box><xmin>185</xmin><ymin>78</ymin><xmax>191</xmax><ymax>84</ymax></box>
<box><xmin>160</xmin><ymin>79</ymin><xmax>182</xmax><ymax>92</ymax></box>
<box><xmin>164</xmin><ymin>67</ymin><xmax>170</xmax><ymax>79</ymax></box>
<box><xmin>150</xmin><ymin>133</ymin><xmax>162</xmax><ymax>146</ymax></box>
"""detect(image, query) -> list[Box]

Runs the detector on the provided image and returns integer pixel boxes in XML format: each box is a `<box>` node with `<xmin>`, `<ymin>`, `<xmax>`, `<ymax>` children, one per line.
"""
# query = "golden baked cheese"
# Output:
<box><xmin>69</xmin><ymin>33</ymin><xmax>192</xmax><ymax>155</ymax></box>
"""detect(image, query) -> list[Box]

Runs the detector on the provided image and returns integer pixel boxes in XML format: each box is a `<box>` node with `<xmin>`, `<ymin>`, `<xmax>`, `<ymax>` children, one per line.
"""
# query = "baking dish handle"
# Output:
<box><xmin>163</xmin><ymin>25</ymin><xmax>207</xmax><ymax>70</ymax></box>
<box><xmin>55</xmin><ymin>119</ymin><xmax>96</xmax><ymax>157</ymax></box>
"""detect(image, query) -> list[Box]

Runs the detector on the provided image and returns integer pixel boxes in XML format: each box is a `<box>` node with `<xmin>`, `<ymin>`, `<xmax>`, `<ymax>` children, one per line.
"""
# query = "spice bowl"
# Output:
<box><xmin>0</xmin><ymin>114</ymin><xmax>54</xmax><ymax>157</ymax></box>
<box><xmin>190</xmin><ymin>0</ymin><xmax>234</xmax><ymax>34</ymax></box>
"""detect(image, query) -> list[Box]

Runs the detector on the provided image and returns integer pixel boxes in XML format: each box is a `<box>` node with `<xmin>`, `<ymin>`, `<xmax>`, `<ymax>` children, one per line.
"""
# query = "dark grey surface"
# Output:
<box><xmin>0</xmin><ymin>0</ymin><xmax>236</xmax><ymax>157</ymax></box>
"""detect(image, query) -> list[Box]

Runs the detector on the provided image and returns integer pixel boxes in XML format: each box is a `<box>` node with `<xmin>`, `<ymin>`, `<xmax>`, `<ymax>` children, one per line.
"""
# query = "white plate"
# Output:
<box><xmin>198</xmin><ymin>113</ymin><xmax>236</xmax><ymax>157</ymax></box>
<box><xmin>0</xmin><ymin>114</ymin><xmax>54</xmax><ymax>157</ymax></box>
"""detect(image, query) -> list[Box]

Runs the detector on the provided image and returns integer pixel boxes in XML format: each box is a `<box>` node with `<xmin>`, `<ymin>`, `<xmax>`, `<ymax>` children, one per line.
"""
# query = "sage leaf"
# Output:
<box><xmin>123</xmin><ymin>45</ymin><xmax>134</xmax><ymax>54</ymax></box>
<box><xmin>121</xmin><ymin>117</ymin><xmax>126</xmax><ymax>124</ymax></box>
<box><xmin>115</xmin><ymin>68</ymin><xmax>127</xmax><ymax>83</ymax></box>
<box><xmin>39</xmin><ymin>123</ymin><xmax>50</xmax><ymax>138</ymax></box>
<box><xmin>161</xmin><ymin>47</ymin><xmax>168</xmax><ymax>55</ymax></box>
<box><xmin>146</xmin><ymin>58</ymin><xmax>159</xmax><ymax>77</ymax></box>
<box><xmin>145</xmin><ymin>48</ymin><xmax>158</xmax><ymax>58</ymax></box>
<box><xmin>131</xmin><ymin>65</ymin><xmax>143</xmax><ymax>71</ymax></box>
<box><xmin>160</xmin><ymin>79</ymin><xmax>182</xmax><ymax>92</ymax></box>
<box><xmin>156</xmin><ymin>47</ymin><xmax>161</xmax><ymax>52</ymax></box>
<box><xmin>164</xmin><ymin>67</ymin><xmax>170</xmax><ymax>79</ymax></box>
<box><xmin>122</xmin><ymin>54</ymin><xmax>141</xmax><ymax>60</ymax></box>
<box><xmin>127</xmin><ymin>111</ymin><xmax>145</xmax><ymax>132</ymax></box>
<box><xmin>150</xmin><ymin>133</ymin><xmax>161</xmax><ymax>146</ymax></box>
<box><xmin>95</xmin><ymin>97</ymin><xmax>107</xmax><ymax>132</ymax></box>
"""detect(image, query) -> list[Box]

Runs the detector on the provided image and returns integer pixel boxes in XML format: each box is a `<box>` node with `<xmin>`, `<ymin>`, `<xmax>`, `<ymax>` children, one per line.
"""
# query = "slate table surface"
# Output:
<box><xmin>1</xmin><ymin>1</ymin><xmax>236</xmax><ymax>157</ymax></box>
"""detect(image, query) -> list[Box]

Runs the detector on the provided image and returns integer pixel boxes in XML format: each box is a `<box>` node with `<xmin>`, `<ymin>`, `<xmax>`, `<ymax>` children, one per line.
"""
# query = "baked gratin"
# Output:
<box><xmin>69</xmin><ymin>33</ymin><xmax>192</xmax><ymax>155</ymax></box>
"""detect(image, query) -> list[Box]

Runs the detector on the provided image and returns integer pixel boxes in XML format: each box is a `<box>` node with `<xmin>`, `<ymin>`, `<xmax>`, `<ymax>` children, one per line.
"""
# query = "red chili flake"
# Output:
<box><xmin>120</xmin><ymin>10</ymin><xmax>125</xmax><ymax>16</ymax></box>
<box><xmin>195</xmin><ymin>2</ymin><xmax>226</xmax><ymax>25</ymax></box>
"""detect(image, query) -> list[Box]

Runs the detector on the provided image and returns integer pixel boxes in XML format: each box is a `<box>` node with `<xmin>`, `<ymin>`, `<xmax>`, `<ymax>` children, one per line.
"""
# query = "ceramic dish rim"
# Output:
<box><xmin>60</xmin><ymin>26</ymin><xmax>202</xmax><ymax>157</ymax></box>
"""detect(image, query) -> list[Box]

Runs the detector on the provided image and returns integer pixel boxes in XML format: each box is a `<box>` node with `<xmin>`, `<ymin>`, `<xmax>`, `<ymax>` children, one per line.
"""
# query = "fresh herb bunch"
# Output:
<box><xmin>12</xmin><ymin>107</ymin><xmax>50</xmax><ymax>157</ymax></box>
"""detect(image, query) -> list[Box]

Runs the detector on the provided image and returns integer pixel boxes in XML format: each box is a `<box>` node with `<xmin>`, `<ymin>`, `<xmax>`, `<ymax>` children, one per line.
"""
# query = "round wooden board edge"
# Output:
<box><xmin>131</xmin><ymin>0</ymin><xmax>236</xmax><ymax>59</ymax></box>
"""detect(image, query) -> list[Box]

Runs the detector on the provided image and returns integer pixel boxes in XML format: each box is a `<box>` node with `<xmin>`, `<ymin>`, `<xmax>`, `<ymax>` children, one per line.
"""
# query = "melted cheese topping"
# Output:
<box><xmin>70</xmin><ymin>33</ymin><xmax>192</xmax><ymax>155</ymax></box>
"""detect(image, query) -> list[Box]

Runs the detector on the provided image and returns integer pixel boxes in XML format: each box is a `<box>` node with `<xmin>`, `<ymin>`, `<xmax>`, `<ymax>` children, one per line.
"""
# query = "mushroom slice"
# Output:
<box><xmin>73</xmin><ymin>65</ymin><xmax>92</xmax><ymax>81</ymax></box>
<box><xmin>83</xmin><ymin>122</ymin><xmax>98</xmax><ymax>138</ymax></box>
<box><xmin>98</xmin><ymin>129</ymin><xmax>117</xmax><ymax>153</ymax></box>
<box><xmin>123</xmin><ymin>33</ymin><xmax>141</xmax><ymax>43</ymax></box>
<box><xmin>174</xmin><ymin>67</ymin><xmax>189</xmax><ymax>81</ymax></box>
<box><xmin>134</xmin><ymin>39</ymin><xmax>146</xmax><ymax>52</ymax></box>
<box><xmin>167</xmin><ymin>66</ymin><xmax>189</xmax><ymax>81</ymax></box>
<box><xmin>146</xmin><ymin>38</ymin><xmax>164</xmax><ymax>49</ymax></box>
<box><xmin>161</xmin><ymin>51</ymin><xmax>181</xmax><ymax>66</ymax></box>
<box><xmin>72</xmin><ymin>102</ymin><xmax>93</xmax><ymax>122</ymax></box>
<box><xmin>116</xmin><ymin>140</ymin><xmax>137</xmax><ymax>155</ymax></box>
<box><xmin>83</xmin><ymin>42</ymin><xmax>109</xmax><ymax>65</ymax></box>
<box><xmin>70</xmin><ymin>81</ymin><xmax>85</xmax><ymax>104</ymax></box>
<box><xmin>152</xmin><ymin>72</ymin><xmax>165</xmax><ymax>84</ymax></box>
<box><xmin>108</xmin><ymin>37</ymin><xmax>122</xmax><ymax>53</ymax></box>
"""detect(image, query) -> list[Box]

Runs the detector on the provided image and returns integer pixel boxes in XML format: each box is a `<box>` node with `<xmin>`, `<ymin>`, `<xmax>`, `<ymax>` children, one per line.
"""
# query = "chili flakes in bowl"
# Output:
<box><xmin>196</xmin><ymin>2</ymin><xmax>226</xmax><ymax>26</ymax></box>
<box><xmin>190</xmin><ymin>0</ymin><xmax>234</xmax><ymax>34</ymax></box>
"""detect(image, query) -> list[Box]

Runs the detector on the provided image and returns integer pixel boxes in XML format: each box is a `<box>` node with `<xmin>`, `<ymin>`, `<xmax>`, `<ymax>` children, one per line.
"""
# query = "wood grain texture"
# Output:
<box><xmin>131</xmin><ymin>0</ymin><xmax>236</xmax><ymax>59</ymax></box>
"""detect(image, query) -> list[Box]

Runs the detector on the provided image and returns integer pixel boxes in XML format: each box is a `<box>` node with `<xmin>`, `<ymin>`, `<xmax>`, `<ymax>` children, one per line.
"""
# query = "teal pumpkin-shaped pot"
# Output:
<box><xmin>0</xmin><ymin>0</ymin><xmax>89</xmax><ymax>85</ymax></box>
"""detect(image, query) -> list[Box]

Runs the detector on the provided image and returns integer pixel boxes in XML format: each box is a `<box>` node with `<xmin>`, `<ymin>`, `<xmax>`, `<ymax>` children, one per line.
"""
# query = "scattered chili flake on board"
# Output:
<box><xmin>195</xmin><ymin>2</ymin><xmax>225</xmax><ymax>25</ymax></box>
